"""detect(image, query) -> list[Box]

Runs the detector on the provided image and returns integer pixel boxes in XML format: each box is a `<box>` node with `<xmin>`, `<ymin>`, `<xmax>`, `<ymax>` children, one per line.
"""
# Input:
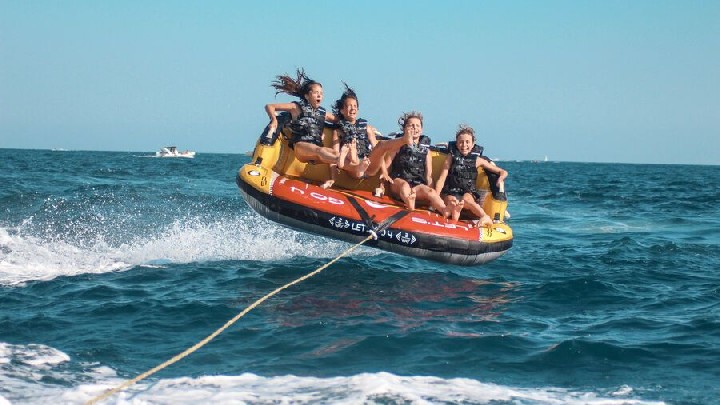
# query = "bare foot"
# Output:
<box><xmin>320</xmin><ymin>179</ymin><xmax>335</xmax><ymax>189</ymax></box>
<box><xmin>338</xmin><ymin>144</ymin><xmax>349</xmax><ymax>169</ymax></box>
<box><xmin>359</xmin><ymin>157</ymin><xmax>370</xmax><ymax>172</ymax></box>
<box><xmin>349</xmin><ymin>138</ymin><xmax>359</xmax><ymax>165</ymax></box>
<box><xmin>403</xmin><ymin>190</ymin><xmax>416</xmax><ymax>210</ymax></box>
<box><xmin>452</xmin><ymin>199</ymin><xmax>465</xmax><ymax>222</ymax></box>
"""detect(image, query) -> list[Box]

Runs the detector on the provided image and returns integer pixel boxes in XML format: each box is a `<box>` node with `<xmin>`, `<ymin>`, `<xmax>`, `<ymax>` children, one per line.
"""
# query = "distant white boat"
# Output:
<box><xmin>155</xmin><ymin>146</ymin><xmax>196</xmax><ymax>158</ymax></box>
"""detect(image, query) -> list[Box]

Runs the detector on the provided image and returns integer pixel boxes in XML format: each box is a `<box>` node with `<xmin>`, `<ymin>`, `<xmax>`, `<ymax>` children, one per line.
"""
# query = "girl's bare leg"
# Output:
<box><xmin>454</xmin><ymin>199</ymin><xmax>465</xmax><ymax>222</ymax></box>
<box><xmin>463</xmin><ymin>193</ymin><xmax>492</xmax><ymax>226</ymax></box>
<box><xmin>294</xmin><ymin>142</ymin><xmax>339</xmax><ymax>164</ymax></box>
<box><xmin>365</xmin><ymin>134</ymin><xmax>414</xmax><ymax>176</ymax></box>
<box><xmin>321</xmin><ymin>165</ymin><xmax>337</xmax><ymax>189</ymax></box>
<box><xmin>357</xmin><ymin>157</ymin><xmax>370</xmax><ymax>178</ymax></box>
<box><xmin>343</xmin><ymin>157</ymin><xmax>371</xmax><ymax>179</ymax></box>
<box><xmin>443</xmin><ymin>195</ymin><xmax>464</xmax><ymax>222</ymax></box>
<box><xmin>392</xmin><ymin>179</ymin><xmax>416</xmax><ymax>210</ymax></box>
<box><xmin>406</xmin><ymin>189</ymin><xmax>417</xmax><ymax>211</ymax></box>
<box><xmin>416</xmin><ymin>185</ymin><xmax>448</xmax><ymax>217</ymax></box>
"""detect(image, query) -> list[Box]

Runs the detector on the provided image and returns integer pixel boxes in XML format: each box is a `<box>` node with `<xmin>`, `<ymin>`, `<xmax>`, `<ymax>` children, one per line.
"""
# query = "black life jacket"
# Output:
<box><xmin>390</xmin><ymin>143</ymin><xmax>429</xmax><ymax>186</ymax></box>
<box><xmin>288</xmin><ymin>100</ymin><xmax>326</xmax><ymax>147</ymax></box>
<box><xmin>338</xmin><ymin>118</ymin><xmax>371</xmax><ymax>158</ymax></box>
<box><xmin>443</xmin><ymin>146</ymin><xmax>480</xmax><ymax>196</ymax></box>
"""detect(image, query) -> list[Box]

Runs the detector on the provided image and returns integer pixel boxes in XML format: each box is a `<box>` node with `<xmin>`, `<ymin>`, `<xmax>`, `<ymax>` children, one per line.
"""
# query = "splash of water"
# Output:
<box><xmin>0</xmin><ymin>213</ymin><xmax>358</xmax><ymax>286</ymax></box>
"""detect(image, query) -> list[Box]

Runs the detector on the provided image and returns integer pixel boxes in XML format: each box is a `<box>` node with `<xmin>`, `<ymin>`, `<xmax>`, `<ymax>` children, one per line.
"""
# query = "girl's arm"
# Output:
<box><xmin>325</xmin><ymin>111</ymin><xmax>338</xmax><ymax>123</ymax></box>
<box><xmin>425</xmin><ymin>151</ymin><xmax>434</xmax><ymax>187</ymax></box>
<box><xmin>435</xmin><ymin>155</ymin><xmax>452</xmax><ymax>194</ymax></box>
<box><xmin>477</xmin><ymin>158</ymin><xmax>508</xmax><ymax>186</ymax></box>
<box><xmin>265</xmin><ymin>102</ymin><xmax>299</xmax><ymax>128</ymax></box>
<box><xmin>380</xmin><ymin>151</ymin><xmax>397</xmax><ymax>183</ymax></box>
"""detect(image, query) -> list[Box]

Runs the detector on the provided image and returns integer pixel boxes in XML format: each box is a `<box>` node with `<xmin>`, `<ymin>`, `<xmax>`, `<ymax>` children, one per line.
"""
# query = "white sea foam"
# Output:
<box><xmin>0</xmin><ymin>227</ymin><xmax>131</xmax><ymax>286</ymax></box>
<box><xmin>0</xmin><ymin>342</ymin><xmax>665</xmax><ymax>405</ymax></box>
<box><xmin>0</xmin><ymin>342</ymin><xmax>123</xmax><ymax>405</ymax></box>
<box><xmin>0</xmin><ymin>215</ymin><xmax>370</xmax><ymax>286</ymax></box>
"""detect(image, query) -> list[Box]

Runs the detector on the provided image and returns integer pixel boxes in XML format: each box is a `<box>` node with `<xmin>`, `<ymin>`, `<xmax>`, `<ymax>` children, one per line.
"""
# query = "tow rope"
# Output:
<box><xmin>86</xmin><ymin>212</ymin><xmax>404</xmax><ymax>405</ymax></box>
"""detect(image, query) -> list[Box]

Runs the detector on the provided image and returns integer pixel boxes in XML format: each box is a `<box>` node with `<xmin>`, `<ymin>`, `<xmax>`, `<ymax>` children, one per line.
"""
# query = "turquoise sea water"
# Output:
<box><xmin>1</xmin><ymin>148</ymin><xmax>719</xmax><ymax>404</ymax></box>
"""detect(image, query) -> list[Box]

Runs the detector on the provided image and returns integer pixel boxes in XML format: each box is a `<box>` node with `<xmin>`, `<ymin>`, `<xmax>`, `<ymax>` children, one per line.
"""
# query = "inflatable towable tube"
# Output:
<box><xmin>236</xmin><ymin>116</ymin><xmax>513</xmax><ymax>266</ymax></box>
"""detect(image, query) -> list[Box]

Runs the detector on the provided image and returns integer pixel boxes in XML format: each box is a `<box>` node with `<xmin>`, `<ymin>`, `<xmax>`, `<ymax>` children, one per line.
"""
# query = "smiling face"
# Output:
<box><xmin>304</xmin><ymin>84</ymin><xmax>324</xmax><ymax>108</ymax></box>
<box><xmin>456</xmin><ymin>132</ymin><xmax>475</xmax><ymax>156</ymax></box>
<box><xmin>403</xmin><ymin>117</ymin><xmax>423</xmax><ymax>141</ymax></box>
<box><xmin>341</xmin><ymin>97</ymin><xmax>358</xmax><ymax>122</ymax></box>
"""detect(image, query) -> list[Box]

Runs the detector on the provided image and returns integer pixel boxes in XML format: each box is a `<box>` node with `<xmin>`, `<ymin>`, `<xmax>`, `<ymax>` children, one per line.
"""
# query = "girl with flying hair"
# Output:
<box><xmin>264</xmin><ymin>68</ymin><xmax>339</xmax><ymax>164</ymax></box>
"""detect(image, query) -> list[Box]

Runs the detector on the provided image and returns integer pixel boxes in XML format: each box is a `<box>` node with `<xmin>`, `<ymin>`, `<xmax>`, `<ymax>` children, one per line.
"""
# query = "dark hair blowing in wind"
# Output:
<box><xmin>398</xmin><ymin>111</ymin><xmax>424</xmax><ymax>130</ymax></box>
<box><xmin>271</xmin><ymin>68</ymin><xmax>322</xmax><ymax>99</ymax></box>
<box><xmin>332</xmin><ymin>82</ymin><xmax>359</xmax><ymax>120</ymax></box>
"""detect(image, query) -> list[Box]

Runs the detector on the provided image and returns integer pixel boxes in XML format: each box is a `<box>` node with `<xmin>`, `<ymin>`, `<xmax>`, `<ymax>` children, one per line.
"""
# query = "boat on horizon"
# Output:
<box><xmin>155</xmin><ymin>146</ymin><xmax>196</xmax><ymax>158</ymax></box>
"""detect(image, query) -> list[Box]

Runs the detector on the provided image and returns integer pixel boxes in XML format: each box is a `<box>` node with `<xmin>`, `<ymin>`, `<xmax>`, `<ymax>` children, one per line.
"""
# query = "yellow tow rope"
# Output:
<box><xmin>86</xmin><ymin>233</ymin><xmax>375</xmax><ymax>405</ymax></box>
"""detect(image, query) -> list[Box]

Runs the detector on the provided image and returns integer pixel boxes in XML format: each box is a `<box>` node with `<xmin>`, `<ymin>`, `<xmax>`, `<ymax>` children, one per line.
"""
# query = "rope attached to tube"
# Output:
<box><xmin>86</xmin><ymin>233</ymin><xmax>376</xmax><ymax>405</ymax></box>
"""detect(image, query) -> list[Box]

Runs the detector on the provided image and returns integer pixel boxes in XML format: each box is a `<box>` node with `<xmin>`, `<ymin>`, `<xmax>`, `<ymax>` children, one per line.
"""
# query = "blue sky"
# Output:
<box><xmin>1</xmin><ymin>1</ymin><xmax>718</xmax><ymax>164</ymax></box>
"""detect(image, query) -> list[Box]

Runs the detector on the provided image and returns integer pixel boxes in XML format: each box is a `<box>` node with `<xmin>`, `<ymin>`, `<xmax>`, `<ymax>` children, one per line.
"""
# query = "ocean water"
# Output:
<box><xmin>1</xmin><ymin>148</ymin><xmax>719</xmax><ymax>405</ymax></box>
